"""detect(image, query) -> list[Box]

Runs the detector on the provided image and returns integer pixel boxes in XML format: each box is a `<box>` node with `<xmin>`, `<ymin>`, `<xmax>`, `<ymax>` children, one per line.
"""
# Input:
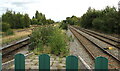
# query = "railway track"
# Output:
<box><xmin>1</xmin><ymin>37</ymin><xmax>30</xmax><ymax>63</ymax></box>
<box><xmin>74</xmin><ymin>26</ymin><xmax>120</xmax><ymax>49</ymax></box>
<box><xmin>69</xmin><ymin>26</ymin><xmax>120</xmax><ymax>69</ymax></box>
<box><xmin>73</xmin><ymin>26</ymin><xmax>120</xmax><ymax>59</ymax></box>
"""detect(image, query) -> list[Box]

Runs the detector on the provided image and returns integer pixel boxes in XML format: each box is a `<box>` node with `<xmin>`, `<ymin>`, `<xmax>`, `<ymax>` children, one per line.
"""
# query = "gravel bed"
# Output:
<box><xmin>66</xmin><ymin>28</ymin><xmax>94</xmax><ymax>69</ymax></box>
<box><xmin>80</xmin><ymin>28</ymin><xmax>119</xmax><ymax>58</ymax></box>
<box><xmin>70</xmin><ymin>26</ymin><xmax>120</xmax><ymax>69</ymax></box>
<box><xmin>82</xmin><ymin>29</ymin><xmax>118</xmax><ymax>46</ymax></box>
<box><xmin>74</xmin><ymin>27</ymin><xmax>119</xmax><ymax>59</ymax></box>
<box><xmin>84</xmin><ymin>28</ymin><xmax>120</xmax><ymax>41</ymax></box>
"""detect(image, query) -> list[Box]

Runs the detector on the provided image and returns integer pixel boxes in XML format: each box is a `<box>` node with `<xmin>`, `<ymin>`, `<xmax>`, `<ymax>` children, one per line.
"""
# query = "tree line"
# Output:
<box><xmin>1</xmin><ymin>6</ymin><xmax>119</xmax><ymax>34</ymax></box>
<box><xmin>31</xmin><ymin>11</ymin><xmax>54</xmax><ymax>25</ymax></box>
<box><xmin>2</xmin><ymin>10</ymin><xmax>30</xmax><ymax>29</ymax></box>
<box><xmin>1</xmin><ymin>10</ymin><xmax>55</xmax><ymax>33</ymax></box>
<box><xmin>80</xmin><ymin>6</ymin><xmax>119</xmax><ymax>34</ymax></box>
<box><xmin>62</xmin><ymin>6</ymin><xmax>120</xmax><ymax>34</ymax></box>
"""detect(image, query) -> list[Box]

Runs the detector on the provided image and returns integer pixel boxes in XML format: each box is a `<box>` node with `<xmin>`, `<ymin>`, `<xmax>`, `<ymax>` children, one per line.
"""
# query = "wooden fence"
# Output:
<box><xmin>0</xmin><ymin>53</ymin><xmax>108</xmax><ymax>71</ymax></box>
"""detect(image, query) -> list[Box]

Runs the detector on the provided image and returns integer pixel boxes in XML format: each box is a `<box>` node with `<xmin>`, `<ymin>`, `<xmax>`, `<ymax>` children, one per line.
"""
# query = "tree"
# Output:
<box><xmin>2</xmin><ymin>10</ymin><xmax>13</xmax><ymax>27</ymax></box>
<box><xmin>31</xmin><ymin>18</ymin><xmax>38</xmax><ymax>25</ymax></box>
<box><xmin>65</xmin><ymin>16</ymin><xmax>79</xmax><ymax>25</ymax></box>
<box><xmin>31</xmin><ymin>11</ymin><xmax>54</xmax><ymax>25</ymax></box>
<box><xmin>92</xmin><ymin>18</ymin><xmax>104</xmax><ymax>30</ymax></box>
<box><xmin>46</xmin><ymin>19</ymin><xmax>54</xmax><ymax>24</ymax></box>
<box><xmin>80</xmin><ymin>7</ymin><xmax>99</xmax><ymax>29</ymax></box>
<box><xmin>24</xmin><ymin>14</ymin><xmax>30</xmax><ymax>27</ymax></box>
<box><xmin>2</xmin><ymin>10</ymin><xmax>31</xmax><ymax>29</ymax></box>
<box><xmin>35</xmin><ymin>10</ymin><xmax>39</xmax><ymax>19</ymax></box>
<box><xmin>15</xmin><ymin>13</ymin><xmax>24</xmax><ymax>28</ymax></box>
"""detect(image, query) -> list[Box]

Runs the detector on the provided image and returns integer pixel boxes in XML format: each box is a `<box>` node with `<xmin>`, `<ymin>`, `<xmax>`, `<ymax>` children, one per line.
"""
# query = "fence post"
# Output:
<box><xmin>66</xmin><ymin>55</ymin><xmax>78</xmax><ymax>71</ymax></box>
<box><xmin>15</xmin><ymin>53</ymin><xmax>25</xmax><ymax>71</ymax></box>
<box><xmin>39</xmin><ymin>54</ymin><xmax>50</xmax><ymax>71</ymax></box>
<box><xmin>0</xmin><ymin>53</ymin><xmax>2</xmax><ymax>71</ymax></box>
<box><xmin>95</xmin><ymin>56</ymin><xmax>108</xmax><ymax>71</ymax></box>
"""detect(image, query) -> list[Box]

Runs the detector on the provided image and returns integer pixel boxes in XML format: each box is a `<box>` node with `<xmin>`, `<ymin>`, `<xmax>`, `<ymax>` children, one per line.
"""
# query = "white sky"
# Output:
<box><xmin>0</xmin><ymin>0</ymin><xmax>119</xmax><ymax>21</ymax></box>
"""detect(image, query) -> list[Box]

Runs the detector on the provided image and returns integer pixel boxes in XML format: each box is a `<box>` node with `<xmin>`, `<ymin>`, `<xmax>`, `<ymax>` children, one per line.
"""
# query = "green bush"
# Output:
<box><xmin>0</xmin><ymin>22</ymin><xmax>14</xmax><ymax>36</ymax></box>
<box><xmin>60</xmin><ymin>23</ymin><xmax>68</xmax><ymax>30</ymax></box>
<box><xmin>29</xmin><ymin>26</ymin><xmax>69</xmax><ymax>56</ymax></box>
<box><xmin>48</xmin><ymin>28</ymin><xmax>68</xmax><ymax>56</ymax></box>
<box><xmin>1</xmin><ymin>22</ymin><xmax>10</xmax><ymax>32</ymax></box>
<box><xmin>29</xmin><ymin>26</ymin><xmax>55</xmax><ymax>50</ymax></box>
<box><xmin>5</xmin><ymin>29</ymin><xmax>14</xmax><ymax>36</ymax></box>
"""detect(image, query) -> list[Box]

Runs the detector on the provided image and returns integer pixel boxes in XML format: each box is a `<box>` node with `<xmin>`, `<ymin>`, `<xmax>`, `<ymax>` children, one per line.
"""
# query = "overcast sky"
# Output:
<box><xmin>0</xmin><ymin>0</ymin><xmax>119</xmax><ymax>21</ymax></box>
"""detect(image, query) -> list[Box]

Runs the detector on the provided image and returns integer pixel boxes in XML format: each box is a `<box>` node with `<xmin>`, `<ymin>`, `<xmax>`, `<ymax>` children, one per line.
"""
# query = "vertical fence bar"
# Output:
<box><xmin>15</xmin><ymin>54</ymin><xmax>25</xmax><ymax>71</ymax></box>
<box><xmin>0</xmin><ymin>53</ymin><xmax>2</xmax><ymax>71</ymax></box>
<box><xmin>95</xmin><ymin>56</ymin><xmax>108</xmax><ymax>71</ymax></box>
<box><xmin>66</xmin><ymin>55</ymin><xmax>78</xmax><ymax>71</ymax></box>
<box><xmin>39</xmin><ymin>54</ymin><xmax>50</xmax><ymax>71</ymax></box>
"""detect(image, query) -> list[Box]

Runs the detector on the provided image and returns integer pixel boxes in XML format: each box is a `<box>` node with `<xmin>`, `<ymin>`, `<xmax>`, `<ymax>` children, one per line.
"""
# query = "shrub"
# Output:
<box><xmin>29</xmin><ymin>26</ymin><xmax>54</xmax><ymax>50</ymax></box>
<box><xmin>5</xmin><ymin>29</ymin><xmax>14</xmax><ymax>36</ymax></box>
<box><xmin>29</xmin><ymin>26</ymin><xmax>69</xmax><ymax>56</ymax></box>
<box><xmin>48</xmin><ymin>28</ymin><xmax>68</xmax><ymax>56</ymax></box>
<box><xmin>62</xmin><ymin>23</ymin><xmax>68</xmax><ymax>30</ymax></box>
<box><xmin>1</xmin><ymin>22</ymin><xmax>10</xmax><ymax>32</ymax></box>
<box><xmin>60</xmin><ymin>23</ymin><xmax>68</xmax><ymax>30</ymax></box>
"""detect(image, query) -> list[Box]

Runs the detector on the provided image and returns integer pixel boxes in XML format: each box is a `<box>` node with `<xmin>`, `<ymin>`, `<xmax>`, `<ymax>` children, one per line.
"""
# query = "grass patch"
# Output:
<box><xmin>33</xmin><ymin>46</ymin><xmax>51</xmax><ymax>55</ymax></box>
<box><xmin>1</xmin><ymin>29</ymin><xmax>32</xmax><ymax>45</ymax></box>
<box><xmin>1</xmin><ymin>35</ymin><xmax>28</xmax><ymax>45</ymax></box>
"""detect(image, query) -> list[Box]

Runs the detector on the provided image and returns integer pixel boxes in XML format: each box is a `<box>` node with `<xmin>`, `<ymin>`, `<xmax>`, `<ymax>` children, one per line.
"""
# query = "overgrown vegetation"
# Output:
<box><xmin>29</xmin><ymin>26</ymin><xmax>69</xmax><ymax>56</ymax></box>
<box><xmin>62</xmin><ymin>6</ymin><xmax>120</xmax><ymax>34</ymax></box>
<box><xmin>1</xmin><ymin>10</ymin><xmax>55</xmax><ymax>37</ymax></box>
<box><xmin>0</xmin><ymin>22</ymin><xmax>14</xmax><ymax>36</ymax></box>
<box><xmin>4</xmin><ymin>29</ymin><xmax>14</xmax><ymax>36</ymax></box>
<box><xmin>59</xmin><ymin>22</ymin><xmax>68</xmax><ymax>30</ymax></box>
<box><xmin>80</xmin><ymin>6</ymin><xmax>119</xmax><ymax>34</ymax></box>
<box><xmin>1</xmin><ymin>30</ymin><xmax>31</xmax><ymax>45</ymax></box>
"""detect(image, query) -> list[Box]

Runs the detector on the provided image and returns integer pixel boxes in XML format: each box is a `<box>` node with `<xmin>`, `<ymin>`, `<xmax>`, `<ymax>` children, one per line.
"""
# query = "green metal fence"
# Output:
<box><xmin>0</xmin><ymin>53</ymin><xmax>2</xmax><ymax>71</ymax></box>
<box><xmin>0</xmin><ymin>54</ymin><xmax>108</xmax><ymax>71</ymax></box>
<box><xmin>15</xmin><ymin>53</ymin><xmax>25</xmax><ymax>71</ymax></box>
<box><xmin>95</xmin><ymin>56</ymin><xmax>108</xmax><ymax>71</ymax></box>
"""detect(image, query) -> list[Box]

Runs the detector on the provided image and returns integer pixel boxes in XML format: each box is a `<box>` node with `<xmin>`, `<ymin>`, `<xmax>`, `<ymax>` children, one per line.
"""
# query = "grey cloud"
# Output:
<box><xmin>11</xmin><ymin>2</ymin><xmax>32</xmax><ymax>7</ymax></box>
<box><xmin>11</xmin><ymin>0</ymin><xmax>40</xmax><ymax>7</ymax></box>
